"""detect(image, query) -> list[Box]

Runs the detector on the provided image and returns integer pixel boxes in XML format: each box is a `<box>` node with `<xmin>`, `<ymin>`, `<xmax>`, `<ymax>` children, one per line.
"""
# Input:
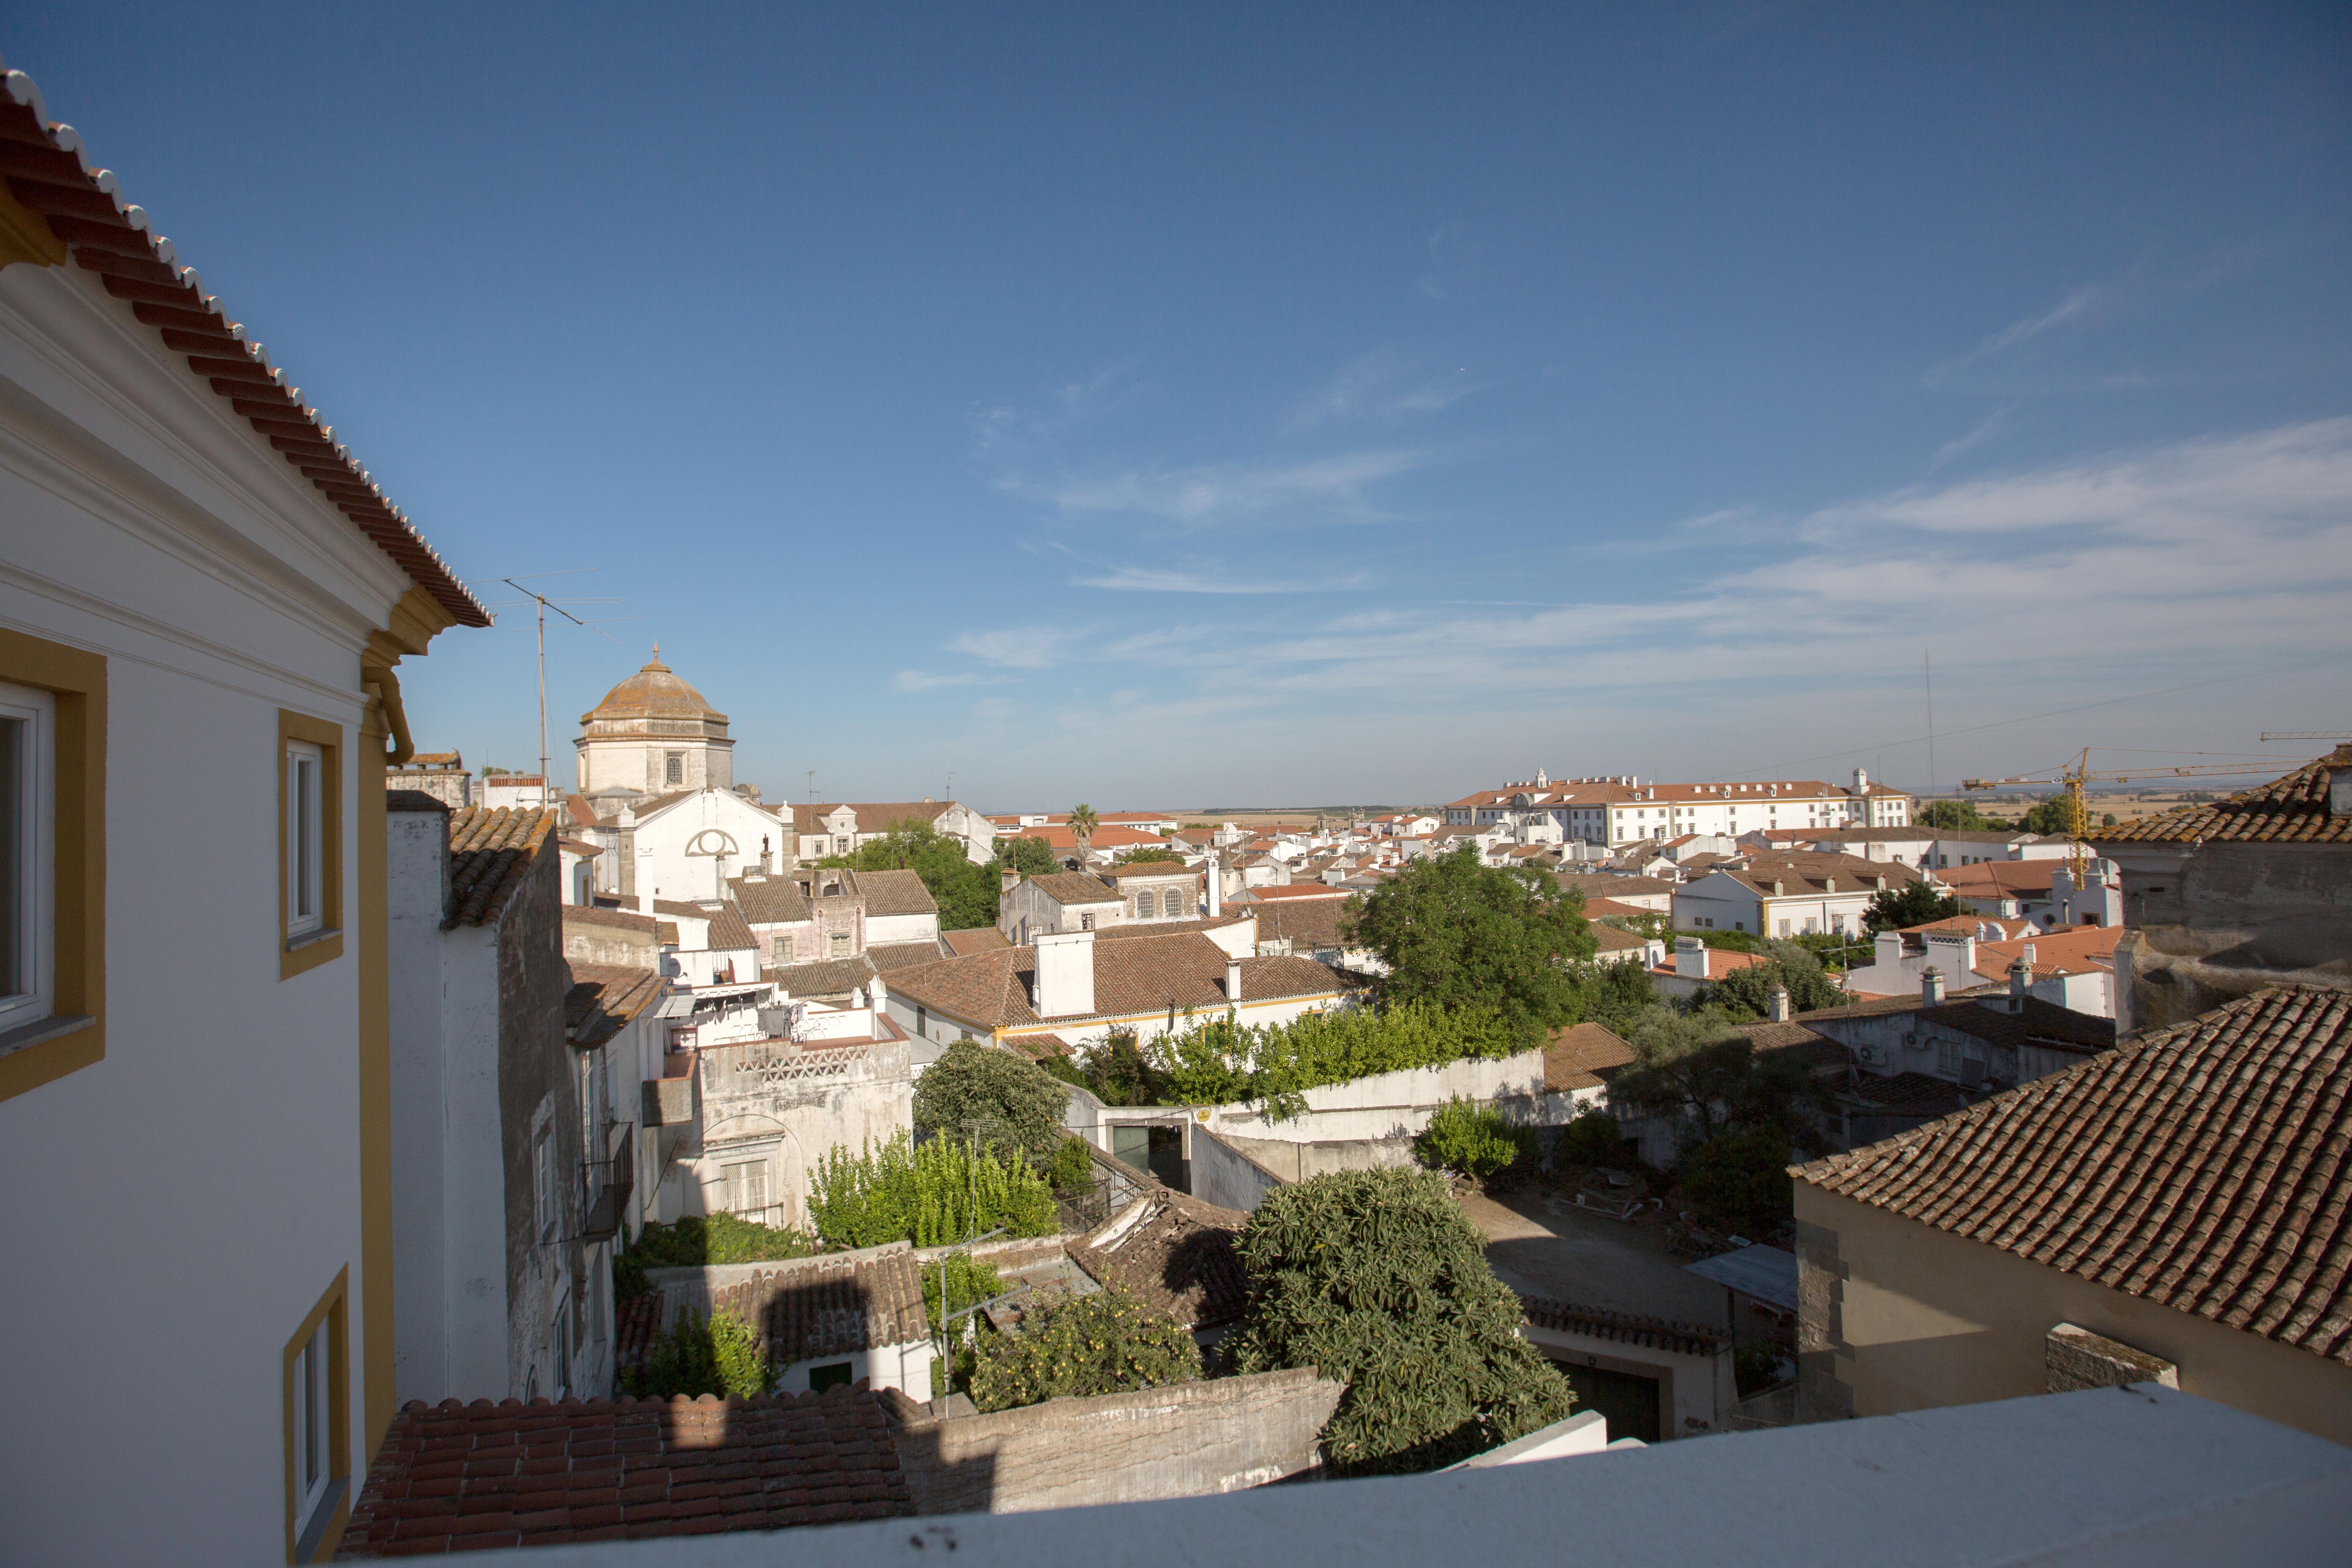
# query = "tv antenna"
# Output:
<box><xmin>477</xmin><ymin>570</ymin><xmax>641</xmax><ymax>800</ymax></box>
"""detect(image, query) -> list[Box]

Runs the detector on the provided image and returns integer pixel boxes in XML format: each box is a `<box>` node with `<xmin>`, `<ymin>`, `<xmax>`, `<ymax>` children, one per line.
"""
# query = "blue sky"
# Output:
<box><xmin>11</xmin><ymin>3</ymin><xmax>2349</xmax><ymax>809</ymax></box>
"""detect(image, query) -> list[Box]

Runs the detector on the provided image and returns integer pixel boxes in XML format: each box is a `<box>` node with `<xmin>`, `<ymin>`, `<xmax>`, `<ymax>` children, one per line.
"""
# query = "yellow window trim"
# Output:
<box><xmin>282</xmin><ymin>1266</ymin><xmax>352</xmax><ymax>1564</ymax></box>
<box><xmin>0</xmin><ymin>626</ymin><xmax>106</xmax><ymax>1105</ymax></box>
<box><xmin>278</xmin><ymin>709</ymin><xmax>345</xmax><ymax>980</ymax></box>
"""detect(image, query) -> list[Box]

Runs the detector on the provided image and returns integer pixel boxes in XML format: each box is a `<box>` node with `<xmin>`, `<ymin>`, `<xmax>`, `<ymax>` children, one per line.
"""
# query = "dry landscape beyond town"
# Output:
<box><xmin>1</xmin><ymin>12</ymin><xmax>2348</xmax><ymax>1567</ymax></box>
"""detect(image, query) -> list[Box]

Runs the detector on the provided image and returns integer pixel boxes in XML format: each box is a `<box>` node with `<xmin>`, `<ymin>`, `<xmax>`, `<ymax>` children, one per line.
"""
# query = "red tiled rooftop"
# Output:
<box><xmin>338</xmin><ymin>1388</ymin><xmax>913</xmax><ymax>1556</ymax></box>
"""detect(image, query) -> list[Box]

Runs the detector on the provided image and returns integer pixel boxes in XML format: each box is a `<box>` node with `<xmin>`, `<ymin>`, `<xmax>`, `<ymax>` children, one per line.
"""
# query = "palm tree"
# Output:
<box><xmin>1068</xmin><ymin>803</ymin><xmax>1099</xmax><ymax>865</ymax></box>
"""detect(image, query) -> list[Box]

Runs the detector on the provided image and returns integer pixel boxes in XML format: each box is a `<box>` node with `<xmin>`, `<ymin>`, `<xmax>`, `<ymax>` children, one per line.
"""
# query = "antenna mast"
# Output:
<box><xmin>492</xmin><ymin>571</ymin><xmax>632</xmax><ymax>804</ymax></box>
<box><xmin>1924</xmin><ymin>648</ymin><xmax>1936</xmax><ymax>805</ymax></box>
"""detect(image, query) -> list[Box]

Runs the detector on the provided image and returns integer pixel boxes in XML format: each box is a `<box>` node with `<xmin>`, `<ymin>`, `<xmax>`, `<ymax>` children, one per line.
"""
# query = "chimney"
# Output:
<box><xmin>1768</xmin><ymin>985</ymin><xmax>1791</xmax><ymax>1023</ymax></box>
<box><xmin>1225</xmin><ymin>954</ymin><xmax>1243</xmax><ymax>1006</ymax></box>
<box><xmin>1922</xmin><ymin>965</ymin><xmax>1945</xmax><ymax>1006</ymax></box>
<box><xmin>1206</xmin><ymin>852</ymin><xmax>1223</xmax><ymax>918</ymax></box>
<box><xmin>869</xmin><ymin>974</ymin><xmax>888</xmax><ymax>1012</ymax></box>
<box><xmin>1001</xmin><ymin>868</ymin><xmax>1019</xmax><ymax>894</ymax></box>
<box><xmin>2009</xmin><ymin>955</ymin><xmax>2033</xmax><ymax>1011</ymax></box>
<box><xmin>2331</xmin><ymin>751</ymin><xmax>2352</xmax><ymax>818</ymax></box>
<box><xmin>638</xmin><ymin>888</ymin><xmax>655</xmax><ymax>915</ymax></box>
<box><xmin>1771</xmin><ymin>879</ymin><xmax>1785</xmax><ymax>898</ymax></box>
<box><xmin>1675</xmin><ymin>936</ymin><xmax>1708</xmax><ymax>979</ymax></box>
<box><xmin>1033</xmin><ymin>930</ymin><xmax>1096</xmax><ymax>1019</ymax></box>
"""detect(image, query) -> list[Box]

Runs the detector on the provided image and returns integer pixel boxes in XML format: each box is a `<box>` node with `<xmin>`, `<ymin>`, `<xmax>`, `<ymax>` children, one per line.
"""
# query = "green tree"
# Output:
<box><xmin>808</xmin><ymin>1131</ymin><xmax>1056</xmax><ymax>1248</ymax></box>
<box><xmin>1068</xmin><ymin>803</ymin><xmax>1100</xmax><ymax>860</ymax></box>
<box><xmin>1347</xmin><ymin>847</ymin><xmax>1597</xmax><ymax>1049</ymax></box>
<box><xmin>1413</xmin><ymin>1097</ymin><xmax>1535</xmax><ymax>1179</ymax></box>
<box><xmin>912</xmin><ymin>1039</ymin><xmax>1071</xmax><ymax>1161</ymax></box>
<box><xmin>1678</xmin><ymin>1125</ymin><xmax>1795</xmax><ymax>1236</ymax></box>
<box><xmin>1606</xmin><ymin>1007</ymin><xmax>1833</xmax><ymax>1151</ymax></box>
<box><xmin>1225</xmin><ymin>1168</ymin><xmax>1573</xmax><ymax>1474</ymax></box>
<box><xmin>1584</xmin><ymin>958</ymin><xmax>1659</xmax><ymax>1032</ymax></box>
<box><xmin>969</xmin><ymin>1287</ymin><xmax>1203</xmax><ymax>1412</ymax></box>
<box><xmin>1114</xmin><ymin>845</ymin><xmax>1185</xmax><ymax>864</ymax></box>
<box><xmin>996</xmin><ymin>835</ymin><xmax>1061</xmax><ymax>880</ymax></box>
<box><xmin>2018</xmin><ymin>797</ymin><xmax>2075</xmax><ymax>837</ymax></box>
<box><xmin>1863</xmin><ymin>880</ymin><xmax>1967</xmax><ymax>934</ymax></box>
<box><xmin>812</xmin><ymin>817</ymin><xmax>1005</xmax><ymax>931</ymax></box>
<box><xmin>627</xmin><ymin>1309</ymin><xmax>774</xmax><ymax>1399</ymax></box>
<box><xmin>1917</xmin><ymin>799</ymin><xmax>1990</xmax><ymax>831</ymax></box>
<box><xmin>1704</xmin><ymin>942</ymin><xmax>1844</xmax><ymax>1016</ymax></box>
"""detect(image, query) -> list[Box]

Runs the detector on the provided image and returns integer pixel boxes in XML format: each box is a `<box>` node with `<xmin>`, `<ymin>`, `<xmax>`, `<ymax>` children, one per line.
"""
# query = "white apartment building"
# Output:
<box><xmin>0</xmin><ymin>63</ymin><xmax>488</xmax><ymax>1564</ymax></box>
<box><xmin>1448</xmin><ymin>767</ymin><xmax>1911</xmax><ymax>847</ymax></box>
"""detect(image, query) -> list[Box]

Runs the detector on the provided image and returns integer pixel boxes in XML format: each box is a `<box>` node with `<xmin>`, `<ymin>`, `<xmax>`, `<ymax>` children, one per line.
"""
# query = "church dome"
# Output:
<box><xmin>581</xmin><ymin>649</ymin><xmax>726</xmax><ymax>723</ymax></box>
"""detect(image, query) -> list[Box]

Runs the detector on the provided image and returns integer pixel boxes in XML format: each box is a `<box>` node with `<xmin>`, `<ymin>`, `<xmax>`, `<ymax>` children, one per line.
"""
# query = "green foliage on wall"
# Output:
<box><xmin>1224</xmin><ymin>1167</ymin><xmax>1573</xmax><ymax>1474</ymax></box>
<box><xmin>813</xmin><ymin>818</ymin><xmax>1004</xmax><ymax>931</ymax></box>
<box><xmin>808</xmin><ymin>1131</ymin><xmax>1056</xmax><ymax>1249</ymax></box>
<box><xmin>1556</xmin><ymin>1107</ymin><xmax>1630</xmax><ymax>1166</ymax></box>
<box><xmin>996</xmin><ymin>835</ymin><xmax>1062</xmax><ymax>879</ymax></box>
<box><xmin>1606</xmin><ymin>1006</ymin><xmax>1835</xmax><ymax>1155</ymax></box>
<box><xmin>1045</xmin><ymin>1134</ymin><xmax>1096</xmax><ymax>1190</ymax></box>
<box><xmin>969</xmin><ymin>1287</ymin><xmax>1203</xmax><ymax>1413</ymax></box>
<box><xmin>913</xmin><ymin>1039</ymin><xmax>1072</xmax><ymax>1161</ymax></box>
<box><xmin>1412</xmin><ymin>1096</ymin><xmax>1535</xmax><ymax>1179</ymax></box>
<box><xmin>627</xmin><ymin>1308</ymin><xmax>775</xmax><ymax>1399</ymax></box>
<box><xmin>1067</xmin><ymin>999</ymin><xmax>1521</xmax><ymax>1115</ymax></box>
<box><xmin>614</xmin><ymin>1214</ymin><xmax>823</xmax><ymax>1301</ymax></box>
<box><xmin>1702</xmin><ymin>941</ymin><xmax>1846</xmax><ymax>1015</ymax></box>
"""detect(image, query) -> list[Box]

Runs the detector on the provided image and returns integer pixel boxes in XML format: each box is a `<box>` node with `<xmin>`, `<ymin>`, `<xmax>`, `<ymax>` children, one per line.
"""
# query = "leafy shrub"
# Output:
<box><xmin>1225</xmin><ymin>1168</ymin><xmax>1573</xmax><ymax>1474</ymax></box>
<box><xmin>614</xmin><ymin>1214</ymin><xmax>823</xmax><ymax>1300</ymax></box>
<box><xmin>913</xmin><ymin>1040</ymin><xmax>1072</xmax><ymax>1161</ymax></box>
<box><xmin>809</xmin><ymin>1131</ymin><xmax>1056</xmax><ymax>1249</ymax></box>
<box><xmin>919</xmin><ymin>1252</ymin><xmax>1004</xmax><ymax>1335</ymax></box>
<box><xmin>628</xmin><ymin>1308</ymin><xmax>773</xmax><ymax>1399</ymax></box>
<box><xmin>1556</xmin><ymin>1108</ymin><xmax>1629</xmax><ymax>1167</ymax></box>
<box><xmin>1413</xmin><ymin>1097</ymin><xmax>1535</xmax><ymax>1179</ymax></box>
<box><xmin>1045</xmin><ymin>1135</ymin><xmax>1096</xmax><ymax>1191</ymax></box>
<box><xmin>1679</xmin><ymin>1125</ymin><xmax>1795</xmax><ymax>1237</ymax></box>
<box><xmin>968</xmin><ymin>1287</ymin><xmax>1202</xmax><ymax>1413</ymax></box>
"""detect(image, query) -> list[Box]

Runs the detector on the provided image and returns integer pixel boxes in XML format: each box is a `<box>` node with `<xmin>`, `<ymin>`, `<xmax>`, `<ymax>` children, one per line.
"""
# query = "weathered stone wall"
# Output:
<box><xmin>885</xmin><ymin>1368</ymin><xmax>1343</xmax><ymax>1515</ymax></box>
<box><xmin>2100</xmin><ymin>840</ymin><xmax>2352</xmax><ymax>1034</ymax></box>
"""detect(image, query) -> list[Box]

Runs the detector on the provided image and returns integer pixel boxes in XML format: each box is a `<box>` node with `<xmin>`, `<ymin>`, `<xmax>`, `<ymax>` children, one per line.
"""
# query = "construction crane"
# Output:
<box><xmin>1960</xmin><ymin>750</ymin><xmax>2279</xmax><ymax>887</ymax></box>
<box><xmin>2259</xmin><ymin>731</ymin><xmax>2351</xmax><ymax>742</ymax></box>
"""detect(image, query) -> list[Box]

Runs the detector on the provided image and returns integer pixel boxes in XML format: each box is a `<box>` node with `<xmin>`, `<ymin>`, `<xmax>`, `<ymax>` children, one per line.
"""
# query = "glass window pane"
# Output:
<box><xmin>0</xmin><ymin>717</ymin><xmax>18</xmax><ymax>998</ymax></box>
<box><xmin>296</xmin><ymin>757</ymin><xmax>315</xmax><ymax>920</ymax></box>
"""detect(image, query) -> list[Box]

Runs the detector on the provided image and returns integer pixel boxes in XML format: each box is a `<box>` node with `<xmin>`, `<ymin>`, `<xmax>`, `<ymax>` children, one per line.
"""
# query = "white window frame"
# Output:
<box><xmin>534</xmin><ymin>1129</ymin><xmax>557</xmax><ymax>1243</ymax></box>
<box><xmin>285</xmin><ymin>738</ymin><xmax>326</xmax><ymax>940</ymax></box>
<box><xmin>0</xmin><ymin>681</ymin><xmax>55</xmax><ymax>1035</ymax></box>
<box><xmin>292</xmin><ymin>1318</ymin><xmax>332</xmax><ymax>1531</ymax></box>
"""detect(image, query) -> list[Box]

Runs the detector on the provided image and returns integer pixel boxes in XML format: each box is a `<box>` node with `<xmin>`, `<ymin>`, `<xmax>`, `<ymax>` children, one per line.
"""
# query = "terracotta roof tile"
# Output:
<box><xmin>729</xmin><ymin>873</ymin><xmax>813</xmax><ymax>925</ymax></box>
<box><xmin>443</xmin><ymin>807</ymin><xmax>558</xmax><ymax>929</ymax></box>
<box><xmin>1545</xmin><ymin>1022</ymin><xmax>1636</xmax><ymax>1091</ymax></box>
<box><xmin>1795</xmin><ymin>985</ymin><xmax>2352</xmax><ymax>1365</ymax></box>
<box><xmin>707</xmin><ymin>1245</ymin><xmax>931</xmax><ymax>1366</ymax></box>
<box><xmin>2096</xmin><ymin>748</ymin><xmax>2352</xmax><ymax>844</ymax></box>
<box><xmin>866</xmin><ymin>940</ymin><xmax>947</xmax><ymax>973</ymax></box>
<box><xmin>704</xmin><ymin>902</ymin><xmax>759</xmax><ymax>953</ymax></box>
<box><xmin>1069</xmin><ymin>1191</ymin><xmax>1250</xmax><ymax>1330</ymax></box>
<box><xmin>764</xmin><ymin>957</ymin><xmax>878</xmax><ymax>998</ymax></box>
<box><xmin>1521</xmin><ymin>1297</ymin><xmax>1725</xmax><ymax>1357</ymax></box>
<box><xmin>1022</xmin><ymin>872</ymin><xmax>1122</xmax><ymax>905</ymax></box>
<box><xmin>941</xmin><ymin>927</ymin><xmax>1009</xmax><ymax>956</ymax></box>
<box><xmin>563</xmin><ymin>962</ymin><xmax>668</xmax><ymax>1044</ymax></box>
<box><xmin>562</xmin><ymin>904</ymin><xmax>658</xmax><ymax>937</ymax></box>
<box><xmin>337</xmin><ymin>1389</ymin><xmax>911</xmax><ymax>1555</ymax></box>
<box><xmin>888</xmin><ymin>933</ymin><xmax>1348</xmax><ymax>1031</ymax></box>
<box><xmin>853</xmin><ymin>869</ymin><xmax>938</xmax><ymax>918</ymax></box>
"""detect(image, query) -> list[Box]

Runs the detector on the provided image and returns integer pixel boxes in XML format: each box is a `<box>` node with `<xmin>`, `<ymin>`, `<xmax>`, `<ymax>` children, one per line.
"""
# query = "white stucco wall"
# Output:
<box><xmin>0</xmin><ymin>257</ymin><xmax>425</xmax><ymax>1562</ymax></box>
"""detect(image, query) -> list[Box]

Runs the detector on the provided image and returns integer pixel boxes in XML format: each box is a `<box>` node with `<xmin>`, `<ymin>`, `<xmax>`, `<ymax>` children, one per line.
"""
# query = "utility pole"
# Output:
<box><xmin>1924</xmin><ymin>648</ymin><xmax>1936</xmax><ymax>806</ymax></box>
<box><xmin>491</xmin><ymin>571</ymin><xmax>634</xmax><ymax>802</ymax></box>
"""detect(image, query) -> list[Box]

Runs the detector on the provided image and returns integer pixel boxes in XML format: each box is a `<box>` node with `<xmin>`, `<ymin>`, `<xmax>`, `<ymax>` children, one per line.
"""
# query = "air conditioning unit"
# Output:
<box><xmin>1856</xmin><ymin>1045</ymin><xmax>1886</xmax><ymax>1066</ymax></box>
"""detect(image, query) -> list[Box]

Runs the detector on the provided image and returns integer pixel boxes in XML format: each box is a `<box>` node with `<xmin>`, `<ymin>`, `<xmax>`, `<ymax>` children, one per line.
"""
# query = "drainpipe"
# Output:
<box><xmin>366</xmin><ymin>665</ymin><xmax>415</xmax><ymax>765</ymax></box>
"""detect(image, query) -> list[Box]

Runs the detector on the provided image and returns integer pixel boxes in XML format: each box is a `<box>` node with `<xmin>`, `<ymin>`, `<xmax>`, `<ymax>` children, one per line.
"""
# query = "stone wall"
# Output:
<box><xmin>884</xmin><ymin>1368</ymin><xmax>1343</xmax><ymax>1515</ymax></box>
<box><xmin>1189</xmin><ymin>1127</ymin><xmax>1288</xmax><ymax>1214</ymax></box>
<box><xmin>2098</xmin><ymin>839</ymin><xmax>2352</xmax><ymax>1034</ymax></box>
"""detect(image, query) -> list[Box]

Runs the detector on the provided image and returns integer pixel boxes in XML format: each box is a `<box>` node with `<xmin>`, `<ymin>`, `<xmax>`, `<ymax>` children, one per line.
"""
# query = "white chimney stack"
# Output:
<box><xmin>1922</xmin><ymin>965</ymin><xmax>1946</xmax><ymax>1006</ymax></box>
<box><xmin>1768</xmin><ymin>985</ymin><xmax>1791</xmax><ymax>1023</ymax></box>
<box><xmin>1033</xmin><ymin>930</ymin><xmax>1096</xmax><ymax>1019</ymax></box>
<box><xmin>1676</xmin><ymin>936</ymin><xmax>1708</xmax><ymax>978</ymax></box>
<box><xmin>1206</xmin><ymin>852</ymin><xmax>1222</xmax><ymax>918</ymax></box>
<box><xmin>1225</xmin><ymin>954</ymin><xmax>1243</xmax><ymax>1006</ymax></box>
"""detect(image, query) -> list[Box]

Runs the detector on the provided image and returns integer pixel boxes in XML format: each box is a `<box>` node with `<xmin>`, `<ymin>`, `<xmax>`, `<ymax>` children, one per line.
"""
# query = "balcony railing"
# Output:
<box><xmin>581</xmin><ymin>1120</ymin><xmax>635</xmax><ymax>1240</ymax></box>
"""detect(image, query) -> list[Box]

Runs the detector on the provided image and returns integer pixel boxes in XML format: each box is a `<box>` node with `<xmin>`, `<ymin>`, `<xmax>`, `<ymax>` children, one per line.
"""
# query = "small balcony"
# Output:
<box><xmin>580</xmin><ymin>1120</ymin><xmax>635</xmax><ymax>1240</ymax></box>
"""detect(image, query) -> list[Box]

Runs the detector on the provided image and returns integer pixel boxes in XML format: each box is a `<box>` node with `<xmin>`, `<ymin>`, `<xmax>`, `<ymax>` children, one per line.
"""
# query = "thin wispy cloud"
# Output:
<box><xmin>1926</xmin><ymin>285</ymin><xmax>2109</xmax><ymax>389</ymax></box>
<box><xmin>950</xmin><ymin>626</ymin><xmax>1085</xmax><ymax>669</ymax></box>
<box><xmin>1074</xmin><ymin>564</ymin><xmax>1369</xmax><ymax>594</ymax></box>
<box><xmin>950</xmin><ymin>419</ymin><xmax>2352</xmax><ymax>712</ymax></box>
<box><xmin>893</xmin><ymin>669</ymin><xmax>1002</xmax><ymax>691</ymax></box>
<box><xmin>1008</xmin><ymin>447</ymin><xmax>1434</xmax><ymax>525</ymax></box>
<box><xmin>1288</xmin><ymin>347</ymin><xmax>1482</xmax><ymax>431</ymax></box>
<box><xmin>1417</xmin><ymin>222</ymin><xmax>1482</xmax><ymax>301</ymax></box>
<box><xmin>1929</xmin><ymin>406</ymin><xmax>2016</xmax><ymax>471</ymax></box>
